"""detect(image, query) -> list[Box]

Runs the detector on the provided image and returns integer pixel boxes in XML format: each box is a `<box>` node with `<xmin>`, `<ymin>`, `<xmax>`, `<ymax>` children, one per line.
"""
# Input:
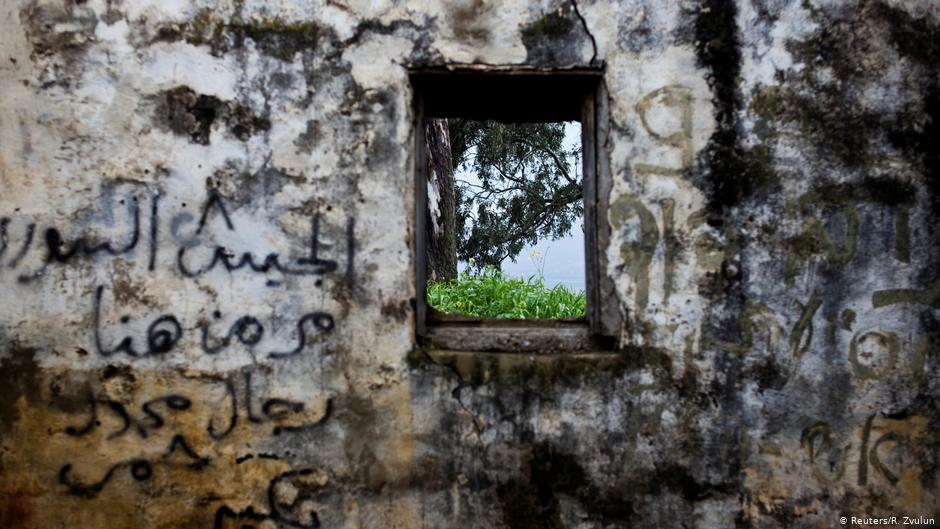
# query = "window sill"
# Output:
<box><xmin>421</xmin><ymin>317</ymin><xmax>612</xmax><ymax>354</ymax></box>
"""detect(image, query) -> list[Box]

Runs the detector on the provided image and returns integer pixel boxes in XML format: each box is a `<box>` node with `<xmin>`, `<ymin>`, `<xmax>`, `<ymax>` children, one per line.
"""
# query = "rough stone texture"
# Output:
<box><xmin>0</xmin><ymin>0</ymin><xmax>938</xmax><ymax>527</ymax></box>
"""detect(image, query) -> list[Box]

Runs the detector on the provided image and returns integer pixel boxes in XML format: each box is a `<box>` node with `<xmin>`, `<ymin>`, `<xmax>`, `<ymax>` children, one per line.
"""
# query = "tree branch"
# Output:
<box><xmin>513</xmin><ymin>138</ymin><xmax>576</xmax><ymax>185</ymax></box>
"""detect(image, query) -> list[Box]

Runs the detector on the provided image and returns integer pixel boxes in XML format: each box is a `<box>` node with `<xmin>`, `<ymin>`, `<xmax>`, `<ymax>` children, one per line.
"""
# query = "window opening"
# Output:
<box><xmin>411</xmin><ymin>69</ymin><xmax>615</xmax><ymax>352</ymax></box>
<box><xmin>424</xmin><ymin>119</ymin><xmax>586</xmax><ymax>320</ymax></box>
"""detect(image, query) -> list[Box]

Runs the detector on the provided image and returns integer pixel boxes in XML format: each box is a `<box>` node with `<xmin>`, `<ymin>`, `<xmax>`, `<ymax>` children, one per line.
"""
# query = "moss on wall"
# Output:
<box><xmin>1</xmin><ymin>0</ymin><xmax>939</xmax><ymax>527</ymax></box>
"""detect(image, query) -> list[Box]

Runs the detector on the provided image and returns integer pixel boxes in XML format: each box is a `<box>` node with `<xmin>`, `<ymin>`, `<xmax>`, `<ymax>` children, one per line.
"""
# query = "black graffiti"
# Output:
<box><xmin>5</xmin><ymin>221</ymin><xmax>35</xmax><ymax>269</ymax></box>
<box><xmin>148</xmin><ymin>192</ymin><xmax>159</xmax><ymax>271</ymax></box>
<box><xmin>201</xmin><ymin>313</ymin><xmax>266</xmax><ymax>354</ymax></box>
<box><xmin>869</xmin><ymin>431</ymin><xmax>910</xmax><ymax>486</ymax></box>
<box><xmin>345</xmin><ymin>216</ymin><xmax>356</xmax><ymax>289</ymax></box>
<box><xmin>296</xmin><ymin>214</ymin><xmax>335</xmax><ymax>271</ymax></box>
<box><xmin>164</xmin><ymin>434</ymin><xmax>210</xmax><ymax>469</ymax></box>
<box><xmin>268</xmin><ymin>312</ymin><xmax>334</xmax><ymax>359</ymax></box>
<box><xmin>59</xmin><ymin>459</ymin><xmax>152</xmax><ymax>498</ymax></box>
<box><xmin>45</xmin><ymin>198</ymin><xmax>140</xmax><ymax>263</ymax></box>
<box><xmin>198</xmin><ymin>308</ymin><xmax>334</xmax><ymax>359</ymax></box>
<box><xmin>148</xmin><ymin>315</ymin><xmax>184</xmax><ymax>354</ymax></box>
<box><xmin>235</xmin><ymin>453</ymin><xmax>280</xmax><ymax>464</ymax></box>
<box><xmin>806</xmin><ymin>415</ymin><xmax>919</xmax><ymax>488</ymax></box>
<box><xmin>197</xmin><ymin>190</ymin><xmax>235</xmax><ymax>234</ymax></box>
<box><xmin>207</xmin><ymin>370</ymin><xmax>333</xmax><ymax>439</ymax></box>
<box><xmin>235</xmin><ymin>316</ymin><xmax>265</xmax><ymax>345</ymax></box>
<box><xmin>857</xmin><ymin>414</ymin><xmax>875</xmax><ymax>486</ymax></box>
<box><xmin>244</xmin><ymin>370</ymin><xmax>266</xmax><ymax>424</ymax></box>
<box><xmin>93</xmin><ymin>285</ymin><xmax>183</xmax><ymax>357</ymax></box>
<box><xmin>273</xmin><ymin>399</ymin><xmax>332</xmax><ymax>436</ymax></box>
<box><xmin>59</xmin><ymin>435</ymin><xmax>207</xmax><ymax>498</ymax></box>
<box><xmin>93</xmin><ymin>285</ymin><xmax>334</xmax><ymax>359</ymax></box>
<box><xmin>178</xmin><ymin>192</ymin><xmax>338</xmax><ymax>278</ymax></box>
<box><xmin>140</xmin><ymin>395</ymin><xmax>193</xmax><ymax>434</ymax></box>
<box><xmin>213</xmin><ymin>469</ymin><xmax>321</xmax><ymax>529</ymax></box>
<box><xmin>0</xmin><ymin>217</ymin><xmax>8</xmax><ymax>263</ymax></box>
<box><xmin>2</xmin><ymin>186</ymin><xmax>146</xmax><ymax>283</ymax></box>
<box><xmin>130</xmin><ymin>460</ymin><xmax>153</xmax><ymax>480</ymax></box>
<box><xmin>64</xmin><ymin>389</ymin><xmax>193</xmax><ymax>440</ymax></box>
<box><xmin>262</xmin><ymin>398</ymin><xmax>304</xmax><ymax>419</ymax></box>
<box><xmin>64</xmin><ymin>388</ymin><xmax>132</xmax><ymax>440</ymax></box>
<box><xmin>207</xmin><ymin>379</ymin><xmax>238</xmax><ymax>440</ymax></box>
<box><xmin>4</xmin><ymin>185</ymin><xmax>356</xmax><ymax>290</ymax></box>
<box><xmin>801</xmin><ymin>421</ymin><xmax>846</xmax><ymax>484</ymax></box>
<box><xmin>59</xmin><ymin>372</ymin><xmax>327</xmax><ymax>443</ymax></box>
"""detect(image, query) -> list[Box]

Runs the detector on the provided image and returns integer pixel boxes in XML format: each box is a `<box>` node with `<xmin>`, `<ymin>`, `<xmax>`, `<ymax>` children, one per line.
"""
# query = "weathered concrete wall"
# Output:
<box><xmin>1</xmin><ymin>0</ymin><xmax>938</xmax><ymax>527</ymax></box>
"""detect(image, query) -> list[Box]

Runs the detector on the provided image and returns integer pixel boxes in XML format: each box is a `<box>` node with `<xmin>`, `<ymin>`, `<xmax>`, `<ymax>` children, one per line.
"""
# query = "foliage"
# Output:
<box><xmin>449</xmin><ymin>119</ymin><xmax>582</xmax><ymax>269</ymax></box>
<box><xmin>427</xmin><ymin>266</ymin><xmax>585</xmax><ymax>319</ymax></box>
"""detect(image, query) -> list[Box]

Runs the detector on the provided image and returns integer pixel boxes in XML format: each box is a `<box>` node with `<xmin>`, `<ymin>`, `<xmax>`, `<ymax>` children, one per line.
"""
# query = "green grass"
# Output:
<box><xmin>427</xmin><ymin>267</ymin><xmax>586</xmax><ymax>319</ymax></box>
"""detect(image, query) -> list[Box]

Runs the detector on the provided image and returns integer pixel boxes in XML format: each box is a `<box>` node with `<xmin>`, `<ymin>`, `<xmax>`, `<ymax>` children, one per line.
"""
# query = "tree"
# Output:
<box><xmin>424</xmin><ymin>118</ymin><xmax>458</xmax><ymax>281</ymax></box>
<box><xmin>448</xmin><ymin>119</ymin><xmax>582</xmax><ymax>269</ymax></box>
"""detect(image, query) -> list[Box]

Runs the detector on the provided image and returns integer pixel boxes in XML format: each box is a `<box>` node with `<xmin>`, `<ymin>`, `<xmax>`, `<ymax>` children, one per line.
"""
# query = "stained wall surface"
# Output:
<box><xmin>0</xmin><ymin>0</ymin><xmax>938</xmax><ymax>527</ymax></box>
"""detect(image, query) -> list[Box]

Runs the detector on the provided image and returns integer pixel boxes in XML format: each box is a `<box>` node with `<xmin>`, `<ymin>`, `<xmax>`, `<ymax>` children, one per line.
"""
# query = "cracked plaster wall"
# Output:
<box><xmin>0</xmin><ymin>0</ymin><xmax>938</xmax><ymax>527</ymax></box>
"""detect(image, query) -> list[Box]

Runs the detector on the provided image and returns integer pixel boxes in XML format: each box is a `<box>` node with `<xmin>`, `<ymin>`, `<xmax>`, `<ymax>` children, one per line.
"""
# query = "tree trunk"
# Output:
<box><xmin>425</xmin><ymin>118</ymin><xmax>458</xmax><ymax>282</ymax></box>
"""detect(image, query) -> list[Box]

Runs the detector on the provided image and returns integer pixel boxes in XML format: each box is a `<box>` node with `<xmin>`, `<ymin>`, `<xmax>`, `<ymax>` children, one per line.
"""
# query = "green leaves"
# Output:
<box><xmin>427</xmin><ymin>267</ymin><xmax>585</xmax><ymax>319</ymax></box>
<box><xmin>449</xmin><ymin>120</ymin><xmax>582</xmax><ymax>269</ymax></box>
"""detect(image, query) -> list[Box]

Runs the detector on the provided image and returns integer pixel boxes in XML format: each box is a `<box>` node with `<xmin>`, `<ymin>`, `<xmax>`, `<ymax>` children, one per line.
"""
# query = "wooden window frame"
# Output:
<box><xmin>410</xmin><ymin>66</ymin><xmax>618</xmax><ymax>353</ymax></box>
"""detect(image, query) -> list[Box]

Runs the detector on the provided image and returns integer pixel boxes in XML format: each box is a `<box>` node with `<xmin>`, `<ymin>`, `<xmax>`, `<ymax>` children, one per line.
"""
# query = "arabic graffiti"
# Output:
<box><xmin>92</xmin><ymin>284</ymin><xmax>334</xmax><ymax>359</ymax></box>
<box><xmin>57</xmin><ymin>370</ymin><xmax>333</xmax><ymax>500</ymax></box>
<box><xmin>1</xmin><ymin>185</ymin><xmax>355</xmax><ymax>286</ymax></box>
<box><xmin>213</xmin><ymin>468</ymin><xmax>323</xmax><ymax>529</ymax></box>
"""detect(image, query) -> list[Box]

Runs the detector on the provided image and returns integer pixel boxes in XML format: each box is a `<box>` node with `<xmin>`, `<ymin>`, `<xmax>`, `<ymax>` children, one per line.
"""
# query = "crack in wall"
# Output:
<box><xmin>570</xmin><ymin>0</ymin><xmax>598</xmax><ymax>66</ymax></box>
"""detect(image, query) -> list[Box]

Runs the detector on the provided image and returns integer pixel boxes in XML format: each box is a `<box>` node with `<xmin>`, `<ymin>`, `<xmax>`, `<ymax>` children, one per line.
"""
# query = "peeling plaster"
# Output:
<box><xmin>0</xmin><ymin>0</ymin><xmax>938</xmax><ymax>527</ymax></box>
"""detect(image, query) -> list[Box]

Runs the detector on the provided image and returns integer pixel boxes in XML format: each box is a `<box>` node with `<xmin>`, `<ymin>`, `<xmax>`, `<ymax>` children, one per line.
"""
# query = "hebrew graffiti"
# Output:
<box><xmin>633</xmin><ymin>85</ymin><xmax>694</xmax><ymax>177</ymax></box>
<box><xmin>609</xmin><ymin>194</ymin><xmax>659</xmax><ymax>313</ymax></box>
<box><xmin>788</xmin><ymin>291</ymin><xmax>821</xmax><ymax>359</ymax></box>
<box><xmin>873</xmin><ymin>221</ymin><xmax>940</xmax><ymax>309</ymax></box>
<box><xmin>784</xmin><ymin>206</ymin><xmax>859</xmax><ymax>284</ymax></box>
<box><xmin>783</xmin><ymin>185</ymin><xmax>918</xmax><ymax>287</ymax></box>
<box><xmin>708</xmin><ymin>300</ymin><xmax>784</xmax><ymax>357</ymax></box>
<box><xmin>803</xmin><ymin>415</ymin><xmax>930</xmax><ymax>490</ymax></box>
<box><xmin>848</xmin><ymin>330</ymin><xmax>900</xmax><ymax>380</ymax></box>
<box><xmin>801</xmin><ymin>421</ymin><xmax>847</xmax><ymax>485</ymax></box>
<box><xmin>660</xmin><ymin>198</ymin><xmax>678</xmax><ymax>302</ymax></box>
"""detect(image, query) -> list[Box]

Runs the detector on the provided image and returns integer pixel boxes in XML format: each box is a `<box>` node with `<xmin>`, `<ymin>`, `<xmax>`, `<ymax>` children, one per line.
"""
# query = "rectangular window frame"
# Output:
<box><xmin>410</xmin><ymin>67</ymin><xmax>618</xmax><ymax>353</ymax></box>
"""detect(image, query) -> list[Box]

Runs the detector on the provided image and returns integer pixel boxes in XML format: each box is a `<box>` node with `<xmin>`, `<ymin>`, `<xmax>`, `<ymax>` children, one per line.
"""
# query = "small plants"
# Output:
<box><xmin>427</xmin><ymin>264</ymin><xmax>585</xmax><ymax>319</ymax></box>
